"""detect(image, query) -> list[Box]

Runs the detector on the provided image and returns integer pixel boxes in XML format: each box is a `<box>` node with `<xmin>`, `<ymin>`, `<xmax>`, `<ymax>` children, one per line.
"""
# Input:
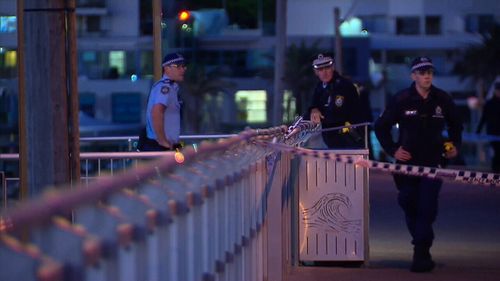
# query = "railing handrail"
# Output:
<box><xmin>80</xmin><ymin>133</ymin><xmax>238</xmax><ymax>142</ymax></box>
<box><xmin>0</xmin><ymin>126</ymin><xmax>287</xmax><ymax>234</ymax></box>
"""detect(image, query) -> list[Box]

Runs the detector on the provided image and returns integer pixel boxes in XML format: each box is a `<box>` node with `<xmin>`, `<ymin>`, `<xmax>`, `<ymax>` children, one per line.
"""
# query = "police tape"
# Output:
<box><xmin>297</xmin><ymin>120</ymin><xmax>500</xmax><ymax>142</ymax></box>
<box><xmin>256</xmin><ymin>141</ymin><xmax>500</xmax><ymax>187</ymax></box>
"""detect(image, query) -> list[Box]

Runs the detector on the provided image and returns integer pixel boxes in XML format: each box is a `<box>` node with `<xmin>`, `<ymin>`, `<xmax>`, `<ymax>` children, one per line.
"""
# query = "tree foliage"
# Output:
<box><xmin>181</xmin><ymin>64</ymin><xmax>235</xmax><ymax>133</ymax></box>
<box><xmin>282</xmin><ymin>41</ymin><xmax>322</xmax><ymax>117</ymax></box>
<box><xmin>454</xmin><ymin>24</ymin><xmax>500</xmax><ymax>86</ymax></box>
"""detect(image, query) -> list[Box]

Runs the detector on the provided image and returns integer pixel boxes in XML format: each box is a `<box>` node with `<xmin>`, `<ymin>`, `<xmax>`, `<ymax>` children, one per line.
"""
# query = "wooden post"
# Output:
<box><xmin>19</xmin><ymin>0</ymin><xmax>78</xmax><ymax>196</ymax></box>
<box><xmin>16</xmin><ymin>0</ymin><xmax>27</xmax><ymax>199</ymax></box>
<box><xmin>66</xmin><ymin>0</ymin><xmax>81</xmax><ymax>185</ymax></box>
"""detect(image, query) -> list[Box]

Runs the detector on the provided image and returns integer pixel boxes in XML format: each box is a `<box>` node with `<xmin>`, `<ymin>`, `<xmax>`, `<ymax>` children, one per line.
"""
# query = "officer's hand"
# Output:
<box><xmin>394</xmin><ymin>146</ymin><xmax>412</xmax><ymax>162</ymax></box>
<box><xmin>310</xmin><ymin>108</ymin><xmax>324</xmax><ymax>124</ymax></box>
<box><xmin>444</xmin><ymin>146</ymin><xmax>458</xmax><ymax>159</ymax></box>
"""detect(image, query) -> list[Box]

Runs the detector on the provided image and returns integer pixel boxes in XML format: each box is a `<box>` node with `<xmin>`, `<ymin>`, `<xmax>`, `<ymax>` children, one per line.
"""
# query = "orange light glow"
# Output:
<box><xmin>178</xmin><ymin>11</ymin><xmax>190</xmax><ymax>21</ymax></box>
<box><xmin>175</xmin><ymin>150</ymin><xmax>185</xmax><ymax>164</ymax></box>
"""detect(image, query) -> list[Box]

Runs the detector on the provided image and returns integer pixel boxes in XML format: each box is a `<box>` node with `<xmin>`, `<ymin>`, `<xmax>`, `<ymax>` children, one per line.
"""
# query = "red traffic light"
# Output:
<box><xmin>178</xmin><ymin>10</ymin><xmax>190</xmax><ymax>21</ymax></box>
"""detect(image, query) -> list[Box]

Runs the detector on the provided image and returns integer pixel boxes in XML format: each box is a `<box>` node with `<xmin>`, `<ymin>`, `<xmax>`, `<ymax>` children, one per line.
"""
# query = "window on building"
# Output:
<box><xmin>111</xmin><ymin>93</ymin><xmax>142</xmax><ymax>123</ymax></box>
<box><xmin>465</xmin><ymin>14</ymin><xmax>495</xmax><ymax>34</ymax></box>
<box><xmin>198</xmin><ymin>50</ymin><xmax>220</xmax><ymax>66</ymax></box>
<box><xmin>396</xmin><ymin>17</ymin><xmax>420</xmax><ymax>35</ymax></box>
<box><xmin>86</xmin><ymin>16</ymin><xmax>101</xmax><ymax>33</ymax></box>
<box><xmin>283</xmin><ymin>90</ymin><xmax>296</xmax><ymax>123</ymax></box>
<box><xmin>109</xmin><ymin>51</ymin><xmax>125</xmax><ymax>78</ymax></box>
<box><xmin>425</xmin><ymin>16</ymin><xmax>441</xmax><ymax>35</ymax></box>
<box><xmin>222</xmin><ymin>51</ymin><xmax>247</xmax><ymax>74</ymax></box>
<box><xmin>77</xmin><ymin>0</ymin><xmax>106</xmax><ymax>8</ymax></box>
<box><xmin>0</xmin><ymin>16</ymin><xmax>16</xmax><ymax>33</ymax></box>
<box><xmin>343</xmin><ymin>48</ymin><xmax>358</xmax><ymax>77</ymax></box>
<box><xmin>359</xmin><ymin>15</ymin><xmax>387</xmax><ymax>34</ymax></box>
<box><xmin>235</xmin><ymin>90</ymin><xmax>267</xmax><ymax>123</ymax></box>
<box><xmin>5</xmin><ymin>50</ymin><xmax>16</xmax><ymax>67</ymax></box>
<box><xmin>139</xmin><ymin>0</ymin><xmax>153</xmax><ymax>36</ymax></box>
<box><xmin>79</xmin><ymin>92</ymin><xmax>96</xmax><ymax>117</ymax></box>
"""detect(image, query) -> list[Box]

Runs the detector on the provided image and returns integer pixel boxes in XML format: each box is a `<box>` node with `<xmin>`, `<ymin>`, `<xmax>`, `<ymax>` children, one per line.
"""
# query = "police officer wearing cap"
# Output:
<box><xmin>138</xmin><ymin>53</ymin><xmax>187</xmax><ymax>151</ymax></box>
<box><xmin>374</xmin><ymin>56</ymin><xmax>463</xmax><ymax>272</ymax></box>
<box><xmin>308</xmin><ymin>53</ymin><xmax>363</xmax><ymax>148</ymax></box>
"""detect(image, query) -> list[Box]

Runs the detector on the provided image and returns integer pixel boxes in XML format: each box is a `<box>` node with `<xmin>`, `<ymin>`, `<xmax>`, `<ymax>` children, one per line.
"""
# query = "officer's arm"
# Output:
<box><xmin>374</xmin><ymin>98</ymin><xmax>399</xmax><ymax>157</ymax></box>
<box><xmin>475</xmin><ymin>103</ymin><xmax>487</xmax><ymax>134</ymax></box>
<box><xmin>151</xmin><ymin>104</ymin><xmax>171</xmax><ymax>148</ymax></box>
<box><xmin>347</xmin><ymin>83</ymin><xmax>363</xmax><ymax>124</ymax></box>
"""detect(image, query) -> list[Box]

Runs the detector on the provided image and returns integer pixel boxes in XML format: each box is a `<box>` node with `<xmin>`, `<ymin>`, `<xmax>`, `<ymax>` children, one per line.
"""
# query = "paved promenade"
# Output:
<box><xmin>288</xmin><ymin>169</ymin><xmax>500</xmax><ymax>281</ymax></box>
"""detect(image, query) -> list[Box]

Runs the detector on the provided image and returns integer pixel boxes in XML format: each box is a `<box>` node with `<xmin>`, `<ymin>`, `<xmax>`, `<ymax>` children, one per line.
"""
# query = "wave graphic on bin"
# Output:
<box><xmin>302</xmin><ymin>193</ymin><xmax>361</xmax><ymax>234</ymax></box>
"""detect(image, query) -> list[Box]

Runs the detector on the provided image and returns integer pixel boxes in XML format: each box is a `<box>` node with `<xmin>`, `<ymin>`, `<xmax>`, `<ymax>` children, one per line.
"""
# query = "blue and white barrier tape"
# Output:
<box><xmin>257</xmin><ymin>141</ymin><xmax>500</xmax><ymax>187</ymax></box>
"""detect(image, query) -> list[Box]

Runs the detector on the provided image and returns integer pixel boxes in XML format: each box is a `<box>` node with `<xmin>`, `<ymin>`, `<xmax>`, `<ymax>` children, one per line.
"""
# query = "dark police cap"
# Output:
<box><xmin>162</xmin><ymin>53</ymin><xmax>185</xmax><ymax>67</ymax></box>
<box><xmin>410</xmin><ymin>56</ymin><xmax>434</xmax><ymax>72</ymax></box>
<box><xmin>312</xmin><ymin>54</ymin><xmax>334</xmax><ymax>69</ymax></box>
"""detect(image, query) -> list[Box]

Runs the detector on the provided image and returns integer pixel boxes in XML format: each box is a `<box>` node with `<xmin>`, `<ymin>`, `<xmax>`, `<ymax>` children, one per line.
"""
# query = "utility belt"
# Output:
<box><xmin>137</xmin><ymin>128</ymin><xmax>182</xmax><ymax>151</ymax></box>
<box><xmin>142</xmin><ymin>137</ymin><xmax>182</xmax><ymax>151</ymax></box>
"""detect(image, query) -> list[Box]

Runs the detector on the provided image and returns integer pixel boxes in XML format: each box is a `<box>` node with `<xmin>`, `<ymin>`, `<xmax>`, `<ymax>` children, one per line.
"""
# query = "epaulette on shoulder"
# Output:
<box><xmin>161</xmin><ymin>79</ymin><xmax>173</xmax><ymax>85</ymax></box>
<box><xmin>152</xmin><ymin>78</ymin><xmax>173</xmax><ymax>88</ymax></box>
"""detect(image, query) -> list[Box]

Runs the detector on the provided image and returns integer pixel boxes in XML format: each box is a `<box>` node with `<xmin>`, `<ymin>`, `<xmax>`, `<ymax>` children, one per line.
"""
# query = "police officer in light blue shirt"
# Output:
<box><xmin>141</xmin><ymin>53</ymin><xmax>187</xmax><ymax>151</ymax></box>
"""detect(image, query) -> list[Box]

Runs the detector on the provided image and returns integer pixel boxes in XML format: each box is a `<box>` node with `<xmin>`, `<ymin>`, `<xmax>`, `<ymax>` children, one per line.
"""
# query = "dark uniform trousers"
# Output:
<box><xmin>137</xmin><ymin>129</ymin><xmax>181</xmax><ymax>151</ymax></box>
<box><xmin>394</xmin><ymin>174</ymin><xmax>442</xmax><ymax>250</ymax></box>
<box><xmin>139</xmin><ymin>138</ymin><xmax>181</xmax><ymax>151</ymax></box>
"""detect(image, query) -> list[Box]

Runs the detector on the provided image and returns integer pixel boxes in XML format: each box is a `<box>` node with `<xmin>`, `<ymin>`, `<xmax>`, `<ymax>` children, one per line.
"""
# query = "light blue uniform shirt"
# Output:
<box><xmin>146</xmin><ymin>75</ymin><xmax>181</xmax><ymax>143</ymax></box>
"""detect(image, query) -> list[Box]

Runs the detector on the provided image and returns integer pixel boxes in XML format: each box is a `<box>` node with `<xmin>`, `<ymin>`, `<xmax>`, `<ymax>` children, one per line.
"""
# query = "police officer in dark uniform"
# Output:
<box><xmin>374</xmin><ymin>56</ymin><xmax>463</xmax><ymax>272</ymax></box>
<box><xmin>308</xmin><ymin>53</ymin><xmax>363</xmax><ymax>148</ymax></box>
<box><xmin>138</xmin><ymin>53</ymin><xmax>186</xmax><ymax>151</ymax></box>
<box><xmin>476</xmin><ymin>82</ymin><xmax>500</xmax><ymax>172</ymax></box>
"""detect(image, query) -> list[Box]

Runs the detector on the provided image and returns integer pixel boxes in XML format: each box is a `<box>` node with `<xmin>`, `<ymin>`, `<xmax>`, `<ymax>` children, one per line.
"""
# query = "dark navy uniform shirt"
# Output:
<box><xmin>476</xmin><ymin>96</ymin><xmax>500</xmax><ymax>136</ymax></box>
<box><xmin>309</xmin><ymin>72</ymin><xmax>362</xmax><ymax>148</ymax></box>
<box><xmin>374</xmin><ymin>83</ymin><xmax>463</xmax><ymax>167</ymax></box>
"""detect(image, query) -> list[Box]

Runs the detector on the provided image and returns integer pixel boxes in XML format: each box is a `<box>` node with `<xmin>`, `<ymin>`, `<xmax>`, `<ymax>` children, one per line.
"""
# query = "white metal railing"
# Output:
<box><xmin>0</xmin><ymin>127</ymin><xmax>297</xmax><ymax>281</ymax></box>
<box><xmin>1</xmin><ymin>134</ymin><xmax>238</xmax><ymax>206</ymax></box>
<box><xmin>79</xmin><ymin>134</ymin><xmax>238</xmax><ymax>151</ymax></box>
<box><xmin>1</xmin><ymin>151</ymin><xmax>174</xmax><ymax>208</ymax></box>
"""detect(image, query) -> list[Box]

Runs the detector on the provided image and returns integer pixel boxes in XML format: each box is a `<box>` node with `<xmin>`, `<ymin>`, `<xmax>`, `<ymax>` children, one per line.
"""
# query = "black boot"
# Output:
<box><xmin>410</xmin><ymin>246</ymin><xmax>435</xmax><ymax>273</ymax></box>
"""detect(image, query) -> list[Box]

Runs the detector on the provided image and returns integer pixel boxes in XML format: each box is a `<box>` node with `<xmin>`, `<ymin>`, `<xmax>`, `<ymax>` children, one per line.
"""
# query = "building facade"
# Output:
<box><xmin>1</xmin><ymin>0</ymin><xmax>499</xmax><ymax>139</ymax></box>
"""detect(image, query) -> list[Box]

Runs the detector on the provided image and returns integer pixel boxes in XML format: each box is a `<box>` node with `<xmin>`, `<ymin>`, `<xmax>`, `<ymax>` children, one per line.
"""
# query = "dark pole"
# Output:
<box><xmin>334</xmin><ymin>7</ymin><xmax>343</xmax><ymax>74</ymax></box>
<box><xmin>66</xmin><ymin>0</ymin><xmax>80</xmax><ymax>186</ymax></box>
<box><xmin>153</xmin><ymin>0</ymin><xmax>162</xmax><ymax>80</ymax></box>
<box><xmin>19</xmin><ymin>0</ymin><xmax>78</xmax><ymax>196</ymax></box>
<box><xmin>272</xmin><ymin>0</ymin><xmax>287</xmax><ymax>126</ymax></box>
<box><xmin>17</xmin><ymin>0</ymin><xmax>27</xmax><ymax>199</ymax></box>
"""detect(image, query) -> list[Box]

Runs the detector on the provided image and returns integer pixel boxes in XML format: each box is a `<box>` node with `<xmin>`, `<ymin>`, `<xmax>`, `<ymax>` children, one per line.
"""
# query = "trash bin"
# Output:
<box><xmin>297</xmin><ymin>149</ymin><xmax>369</xmax><ymax>263</ymax></box>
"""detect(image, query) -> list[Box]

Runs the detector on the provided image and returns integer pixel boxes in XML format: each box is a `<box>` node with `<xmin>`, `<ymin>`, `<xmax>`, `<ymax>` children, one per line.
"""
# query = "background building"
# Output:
<box><xmin>1</xmin><ymin>0</ymin><xmax>499</xmax><ymax>148</ymax></box>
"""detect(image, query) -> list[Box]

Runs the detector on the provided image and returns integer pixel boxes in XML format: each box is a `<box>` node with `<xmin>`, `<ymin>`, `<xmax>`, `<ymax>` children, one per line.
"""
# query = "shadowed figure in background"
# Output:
<box><xmin>476</xmin><ymin>82</ymin><xmax>500</xmax><ymax>172</ymax></box>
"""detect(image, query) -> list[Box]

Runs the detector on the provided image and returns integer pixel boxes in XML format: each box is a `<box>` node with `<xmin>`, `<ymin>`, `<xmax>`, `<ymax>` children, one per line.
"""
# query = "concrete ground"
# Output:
<box><xmin>287</xmin><ymin>169</ymin><xmax>500</xmax><ymax>281</ymax></box>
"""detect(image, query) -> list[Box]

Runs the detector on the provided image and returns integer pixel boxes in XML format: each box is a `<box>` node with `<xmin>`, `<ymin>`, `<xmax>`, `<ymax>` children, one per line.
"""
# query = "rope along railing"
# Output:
<box><xmin>0</xmin><ymin>125</ymin><xmax>309</xmax><ymax>281</ymax></box>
